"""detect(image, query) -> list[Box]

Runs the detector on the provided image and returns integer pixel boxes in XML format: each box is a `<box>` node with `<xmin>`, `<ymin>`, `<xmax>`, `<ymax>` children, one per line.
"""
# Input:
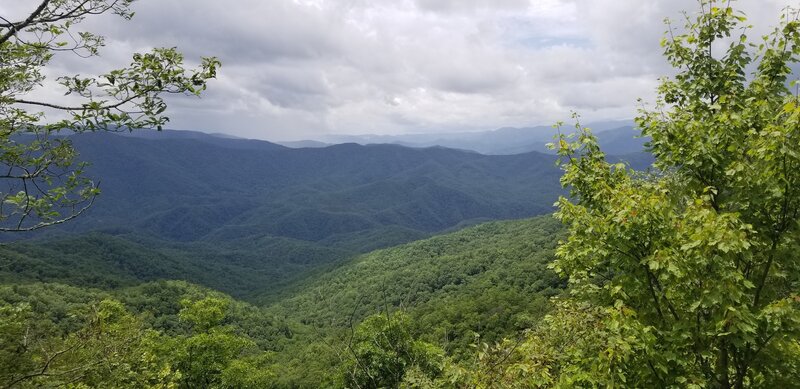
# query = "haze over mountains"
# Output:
<box><xmin>278</xmin><ymin>120</ymin><xmax>645</xmax><ymax>156</ymax></box>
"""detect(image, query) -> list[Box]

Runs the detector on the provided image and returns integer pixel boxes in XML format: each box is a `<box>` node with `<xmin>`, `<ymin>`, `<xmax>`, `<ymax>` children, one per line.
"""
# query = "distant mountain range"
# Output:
<box><xmin>64</xmin><ymin>131</ymin><xmax>564</xmax><ymax>240</ymax></box>
<box><xmin>3</xmin><ymin>128</ymin><xmax>649</xmax><ymax>298</ymax></box>
<box><xmin>277</xmin><ymin>120</ymin><xmax>647</xmax><ymax>156</ymax></box>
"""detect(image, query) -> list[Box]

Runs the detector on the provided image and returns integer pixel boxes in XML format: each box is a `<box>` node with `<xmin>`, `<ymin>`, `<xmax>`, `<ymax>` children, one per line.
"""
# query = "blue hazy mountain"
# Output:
<box><xmin>60</xmin><ymin>132</ymin><xmax>567</xmax><ymax>242</ymax></box>
<box><xmin>296</xmin><ymin>120</ymin><xmax>645</xmax><ymax>155</ymax></box>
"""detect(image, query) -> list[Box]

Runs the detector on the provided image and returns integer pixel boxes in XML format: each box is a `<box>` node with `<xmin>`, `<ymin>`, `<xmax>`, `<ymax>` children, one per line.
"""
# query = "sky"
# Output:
<box><xmin>2</xmin><ymin>0</ymin><xmax>796</xmax><ymax>140</ymax></box>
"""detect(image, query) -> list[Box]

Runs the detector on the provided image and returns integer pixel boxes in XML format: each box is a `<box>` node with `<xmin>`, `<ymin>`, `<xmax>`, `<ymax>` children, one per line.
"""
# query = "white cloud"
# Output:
<box><xmin>5</xmin><ymin>0</ymin><xmax>798</xmax><ymax>140</ymax></box>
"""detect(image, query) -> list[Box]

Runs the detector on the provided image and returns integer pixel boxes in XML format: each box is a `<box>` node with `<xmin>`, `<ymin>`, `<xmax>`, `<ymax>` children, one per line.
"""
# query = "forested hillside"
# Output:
<box><xmin>260</xmin><ymin>216</ymin><xmax>564</xmax><ymax>386</ymax></box>
<box><xmin>0</xmin><ymin>232</ymin><xmax>352</xmax><ymax>301</ymax></box>
<box><xmin>0</xmin><ymin>216</ymin><xmax>565</xmax><ymax>388</ymax></box>
<box><xmin>0</xmin><ymin>131</ymin><xmax>650</xmax><ymax>302</ymax></box>
<box><xmin>0</xmin><ymin>130</ymin><xmax>652</xmax><ymax>387</ymax></box>
<box><xmin>61</xmin><ymin>130</ymin><xmax>650</xmax><ymax>244</ymax></box>
<box><xmin>66</xmin><ymin>132</ymin><xmax>565</xmax><ymax>241</ymax></box>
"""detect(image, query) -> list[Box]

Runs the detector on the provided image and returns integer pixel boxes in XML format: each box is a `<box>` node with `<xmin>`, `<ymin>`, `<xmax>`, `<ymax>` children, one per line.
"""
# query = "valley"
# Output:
<box><xmin>0</xmin><ymin>129</ymin><xmax>641</xmax><ymax>387</ymax></box>
<box><xmin>1</xmin><ymin>128</ymin><xmax>646</xmax><ymax>301</ymax></box>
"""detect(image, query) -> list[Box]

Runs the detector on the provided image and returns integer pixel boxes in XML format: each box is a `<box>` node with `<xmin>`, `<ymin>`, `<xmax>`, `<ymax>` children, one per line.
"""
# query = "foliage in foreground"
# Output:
<box><xmin>0</xmin><ymin>0</ymin><xmax>219</xmax><ymax>232</ymax></box>
<box><xmin>542</xmin><ymin>1</ymin><xmax>800</xmax><ymax>387</ymax></box>
<box><xmin>0</xmin><ymin>282</ymin><xmax>283</xmax><ymax>389</ymax></box>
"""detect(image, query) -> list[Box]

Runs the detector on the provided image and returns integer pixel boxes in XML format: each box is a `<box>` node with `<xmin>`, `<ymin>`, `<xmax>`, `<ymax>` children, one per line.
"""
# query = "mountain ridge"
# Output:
<box><xmin>275</xmin><ymin>120</ymin><xmax>643</xmax><ymax>155</ymax></box>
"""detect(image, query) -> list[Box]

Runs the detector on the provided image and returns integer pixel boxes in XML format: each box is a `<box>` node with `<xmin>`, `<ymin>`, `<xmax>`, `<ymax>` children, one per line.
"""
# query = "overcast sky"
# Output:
<box><xmin>2</xmin><ymin>0</ymin><xmax>795</xmax><ymax>140</ymax></box>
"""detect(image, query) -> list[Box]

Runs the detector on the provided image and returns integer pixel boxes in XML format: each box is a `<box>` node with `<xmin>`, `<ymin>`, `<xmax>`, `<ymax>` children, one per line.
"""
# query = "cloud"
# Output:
<box><xmin>414</xmin><ymin>0</ymin><xmax>530</xmax><ymax>14</ymax></box>
<box><xmin>6</xmin><ymin>0</ymin><xmax>798</xmax><ymax>140</ymax></box>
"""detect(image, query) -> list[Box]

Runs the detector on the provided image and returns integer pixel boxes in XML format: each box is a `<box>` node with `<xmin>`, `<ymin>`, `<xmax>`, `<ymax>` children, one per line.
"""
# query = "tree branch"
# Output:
<box><xmin>0</xmin><ymin>0</ymin><xmax>51</xmax><ymax>45</ymax></box>
<box><xmin>0</xmin><ymin>191</ymin><xmax>96</xmax><ymax>232</ymax></box>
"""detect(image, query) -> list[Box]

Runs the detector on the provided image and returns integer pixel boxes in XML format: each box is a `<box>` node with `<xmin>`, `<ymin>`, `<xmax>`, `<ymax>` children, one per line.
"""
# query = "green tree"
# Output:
<box><xmin>550</xmin><ymin>1</ymin><xmax>800</xmax><ymax>387</ymax></box>
<box><xmin>0</xmin><ymin>0</ymin><xmax>219</xmax><ymax>231</ymax></box>
<box><xmin>441</xmin><ymin>300</ymin><xmax>627</xmax><ymax>388</ymax></box>
<box><xmin>158</xmin><ymin>297</ymin><xmax>261</xmax><ymax>389</ymax></box>
<box><xmin>0</xmin><ymin>299</ymin><xmax>179</xmax><ymax>388</ymax></box>
<box><xmin>342</xmin><ymin>312</ymin><xmax>445</xmax><ymax>388</ymax></box>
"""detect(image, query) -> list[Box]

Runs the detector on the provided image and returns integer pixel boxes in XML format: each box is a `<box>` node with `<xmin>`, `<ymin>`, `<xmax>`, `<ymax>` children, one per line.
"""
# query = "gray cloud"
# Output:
<box><xmin>2</xmin><ymin>0</ymin><xmax>797</xmax><ymax>140</ymax></box>
<box><xmin>414</xmin><ymin>0</ymin><xmax>530</xmax><ymax>14</ymax></box>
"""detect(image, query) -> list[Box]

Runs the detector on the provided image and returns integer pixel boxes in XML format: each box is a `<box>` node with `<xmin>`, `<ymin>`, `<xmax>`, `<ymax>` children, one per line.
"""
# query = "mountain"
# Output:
<box><xmin>313</xmin><ymin>120</ymin><xmax>644</xmax><ymax>155</ymax></box>
<box><xmin>277</xmin><ymin>140</ymin><xmax>331</xmax><ymax>148</ymax></box>
<box><xmin>42</xmin><ymin>132</ymin><xmax>569</xmax><ymax>242</ymax></box>
<box><xmin>265</xmin><ymin>215</ymin><xmax>563</xmax><ymax>334</ymax></box>
<box><xmin>595</xmin><ymin>126</ymin><xmax>649</xmax><ymax>155</ymax></box>
<box><xmin>2</xmin><ymin>132</ymin><xmax>565</xmax><ymax>298</ymax></box>
<box><xmin>0</xmin><ymin>128</ymin><xmax>653</xmax><ymax>388</ymax></box>
<box><xmin>258</xmin><ymin>215</ymin><xmax>567</xmax><ymax>385</ymax></box>
<box><xmin>0</xmin><ymin>231</ymin><xmax>353</xmax><ymax>301</ymax></box>
<box><xmin>3</xmin><ymin>130</ymin><xmax>650</xmax><ymax>302</ymax></box>
<box><xmin>0</xmin><ymin>215</ymin><xmax>567</xmax><ymax>388</ymax></box>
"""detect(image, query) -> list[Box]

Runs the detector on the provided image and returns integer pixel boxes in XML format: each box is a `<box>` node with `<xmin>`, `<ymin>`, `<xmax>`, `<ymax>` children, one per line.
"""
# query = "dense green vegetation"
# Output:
<box><xmin>0</xmin><ymin>281</ymin><xmax>292</xmax><ymax>388</ymax></box>
<box><xmin>0</xmin><ymin>216</ymin><xmax>565</xmax><ymax>388</ymax></box>
<box><xmin>0</xmin><ymin>131</ymin><xmax>580</xmax><ymax>301</ymax></box>
<box><xmin>3</xmin><ymin>0</ymin><xmax>798</xmax><ymax>388</ymax></box>
<box><xmin>461</xmin><ymin>2</ymin><xmax>800</xmax><ymax>387</ymax></box>
<box><xmin>74</xmin><ymin>133</ymin><xmax>573</xmax><ymax>241</ymax></box>
<box><xmin>256</xmin><ymin>216</ymin><xmax>563</xmax><ymax>386</ymax></box>
<box><xmin>63</xmin><ymin>132</ymin><xmax>565</xmax><ymax>240</ymax></box>
<box><xmin>0</xmin><ymin>231</ymin><xmax>353</xmax><ymax>301</ymax></box>
<box><xmin>268</xmin><ymin>216</ymin><xmax>562</xmax><ymax>345</ymax></box>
